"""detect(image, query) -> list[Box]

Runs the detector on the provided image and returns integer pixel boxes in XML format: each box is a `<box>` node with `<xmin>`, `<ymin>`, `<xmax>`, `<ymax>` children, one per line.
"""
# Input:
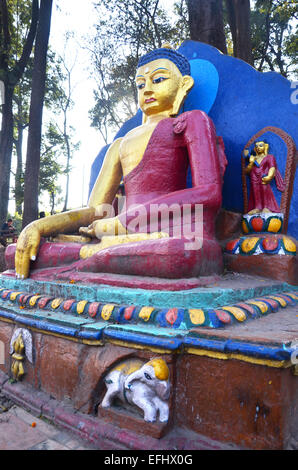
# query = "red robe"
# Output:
<box><xmin>247</xmin><ymin>154</ymin><xmax>285</xmax><ymax>213</ymax></box>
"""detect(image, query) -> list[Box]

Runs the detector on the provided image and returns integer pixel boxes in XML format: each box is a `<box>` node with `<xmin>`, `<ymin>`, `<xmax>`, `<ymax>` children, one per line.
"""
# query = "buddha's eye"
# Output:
<box><xmin>153</xmin><ymin>76</ymin><xmax>167</xmax><ymax>84</ymax></box>
<box><xmin>137</xmin><ymin>83</ymin><xmax>145</xmax><ymax>90</ymax></box>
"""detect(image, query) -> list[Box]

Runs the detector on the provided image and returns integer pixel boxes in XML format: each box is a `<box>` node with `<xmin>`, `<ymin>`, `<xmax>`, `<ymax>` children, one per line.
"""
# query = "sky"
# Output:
<box><xmin>45</xmin><ymin>0</ymin><xmax>105</xmax><ymax>210</ymax></box>
<box><xmin>47</xmin><ymin>0</ymin><xmax>176</xmax><ymax>211</ymax></box>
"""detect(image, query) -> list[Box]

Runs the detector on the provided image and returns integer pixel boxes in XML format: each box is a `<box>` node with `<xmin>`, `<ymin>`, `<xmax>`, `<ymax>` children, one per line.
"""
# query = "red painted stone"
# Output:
<box><xmin>37</xmin><ymin>297</ymin><xmax>53</xmax><ymax>309</ymax></box>
<box><xmin>259</xmin><ymin>298</ymin><xmax>279</xmax><ymax>310</ymax></box>
<box><xmin>166</xmin><ymin>308</ymin><xmax>178</xmax><ymax>325</ymax></box>
<box><xmin>262</xmin><ymin>237</ymin><xmax>279</xmax><ymax>252</ymax></box>
<box><xmin>226</xmin><ymin>239</ymin><xmax>240</xmax><ymax>252</ymax></box>
<box><xmin>19</xmin><ymin>294</ymin><xmax>33</xmax><ymax>305</ymax></box>
<box><xmin>63</xmin><ymin>299</ymin><xmax>76</xmax><ymax>311</ymax></box>
<box><xmin>88</xmin><ymin>302</ymin><xmax>101</xmax><ymax>318</ymax></box>
<box><xmin>1</xmin><ymin>290</ymin><xmax>11</xmax><ymax>299</ymax></box>
<box><xmin>234</xmin><ymin>302</ymin><xmax>256</xmax><ymax>316</ymax></box>
<box><xmin>214</xmin><ymin>310</ymin><xmax>231</xmax><ymax>324</ymax></box>
<box><xmin>124</xmin><ymin>306</ymin><xmax>135</xmax><ymax>321</ymax></box>
<box><xmin>251</xmin><ymin>217</ymin><xmax>264</xmax><ymax>232</ymax></box>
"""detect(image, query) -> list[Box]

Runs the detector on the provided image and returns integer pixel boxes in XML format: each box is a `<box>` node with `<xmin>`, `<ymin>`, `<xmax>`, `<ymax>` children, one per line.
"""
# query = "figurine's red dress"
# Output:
<box><xmin>247</xmin><ymin>154</ymin><xmax>285</xmax><ymax>213</ymax></box>
<box><xmin>6</xmin><ymin>111</ymin><xmax>227</xmax><ymax>284</ymax></box>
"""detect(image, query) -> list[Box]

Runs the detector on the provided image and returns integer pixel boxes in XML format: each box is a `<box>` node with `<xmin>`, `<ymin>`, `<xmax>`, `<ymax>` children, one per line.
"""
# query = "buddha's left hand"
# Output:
<box><xmin>79</xmin><ymin>217</ymin><xmax>127</xmax><ymax>239</ymax></box>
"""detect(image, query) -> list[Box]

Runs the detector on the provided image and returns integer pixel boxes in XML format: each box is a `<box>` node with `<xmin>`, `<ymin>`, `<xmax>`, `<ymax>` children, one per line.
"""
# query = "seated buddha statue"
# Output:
<box><xmin>12</xmin><ymin>45</ymin><xmax>227</xmax><ymax>282</ymax></box>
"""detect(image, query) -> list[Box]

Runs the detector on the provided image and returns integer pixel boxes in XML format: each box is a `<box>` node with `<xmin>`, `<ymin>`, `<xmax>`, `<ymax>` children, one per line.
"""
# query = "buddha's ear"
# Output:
<box><xmin>171</xmin><ymin>75</ymin><xmax>194</xmax><ymax>116</ymax></box>
<box><xmin>182</xmin><ymin>75</ymin><xmax>195</xmax><ymax>94</ymax></box>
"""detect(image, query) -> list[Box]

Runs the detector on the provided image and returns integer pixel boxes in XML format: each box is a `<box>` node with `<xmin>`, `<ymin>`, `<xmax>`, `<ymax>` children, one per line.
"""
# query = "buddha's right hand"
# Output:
<box><xmin>15</xmin><ymin>222</ymin><xmax>41</xmax><ymax>279</ymax></box>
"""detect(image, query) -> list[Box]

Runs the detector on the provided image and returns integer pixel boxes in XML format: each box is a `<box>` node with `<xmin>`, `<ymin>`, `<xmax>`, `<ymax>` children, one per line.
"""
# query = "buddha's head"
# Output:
<box><xmin>136</xmin><ymin>45</ymin><xmax>194</xmax><ymax>120</ymax></box>
<box><xmin>254</xmin><ymin>141</ymin><xmax>269</xmax><ymax>156</ymax></box>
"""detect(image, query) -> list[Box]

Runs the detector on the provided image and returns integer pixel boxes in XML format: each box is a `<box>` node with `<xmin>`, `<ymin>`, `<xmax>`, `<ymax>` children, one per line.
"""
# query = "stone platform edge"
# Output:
<box><xmin>0</xmin><ymin>294</ymin><xmax>297</xmax><ymax>368</ymax></box>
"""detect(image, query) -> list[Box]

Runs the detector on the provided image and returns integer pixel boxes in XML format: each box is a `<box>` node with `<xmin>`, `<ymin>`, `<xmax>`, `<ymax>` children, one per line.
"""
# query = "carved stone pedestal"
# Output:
<box><xmin>0</xmin><ymin>274</ymin><xmax>297</xmax><ymax>449</ymax></box>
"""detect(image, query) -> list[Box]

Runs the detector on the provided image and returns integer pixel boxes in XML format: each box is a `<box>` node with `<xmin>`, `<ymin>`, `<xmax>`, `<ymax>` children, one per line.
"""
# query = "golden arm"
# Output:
<box><xmin>88</xmin><ymin>138</ymin><xmax>123</xmax><ymax>209</ymax></box>
<box><xmin>262</xmin><ymin>167</ymin><xmax>276</xmax><ymax>184</ymax></box>
<box><xmin>245</xmin><ymin>155</ymin><xmax>256</xmax><ymax>174</ymax></box>
<box><xmin>79</xmin><ymin>138</ymin><xmax>127</xmax><ymax>238</ymax></box>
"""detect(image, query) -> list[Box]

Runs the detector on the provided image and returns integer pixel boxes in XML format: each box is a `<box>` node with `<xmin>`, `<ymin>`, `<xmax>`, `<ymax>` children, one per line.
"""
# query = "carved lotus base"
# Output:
<box><xmin>242</xmin><ymin>212</ymin><xmax>284</xmax><ymax>234</ymax></box>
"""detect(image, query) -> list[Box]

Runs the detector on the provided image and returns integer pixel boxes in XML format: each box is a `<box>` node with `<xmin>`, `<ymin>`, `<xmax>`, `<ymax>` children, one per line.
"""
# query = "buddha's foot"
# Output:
<box><xmin>79</xmin><ymin>232</ymin><xmax>169</xmax><ymax>259</ymax></box>
<box><xmin>247</xmin><ymin>209</ymin><xmax>261</xmax><ymax>215</ymax></box>
<box><xmin>261</xmin><ymin>208</ymin><xmax>272</xmax><ymax>213</ymax></box>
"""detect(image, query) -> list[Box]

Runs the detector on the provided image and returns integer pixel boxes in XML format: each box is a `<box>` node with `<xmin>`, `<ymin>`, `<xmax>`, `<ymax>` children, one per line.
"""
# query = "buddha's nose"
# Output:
<box><xmin>144</xmin><ymin>82</ymin><xmax>153</xmax><ymax>94</ymax></box>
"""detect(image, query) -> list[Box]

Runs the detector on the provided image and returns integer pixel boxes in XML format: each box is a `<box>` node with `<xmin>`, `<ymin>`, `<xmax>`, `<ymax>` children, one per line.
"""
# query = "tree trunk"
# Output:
<box><xmin>14</xmin><ymin>123</ymin><xmax>24</xmax><ymax>215</ymax></box>
<box><xmin>62</xmin><ymin>132</ymin><xmax>71</xmax><ymax>212</ymax></box>
<box><xmin>22</xmin><ymin>0</ymin><xmax>53</xmax><ymax>228</ymax></box>
<box><xmin>226</xmin><ymin>0</ymin><xmax>253</xmax><ymax>65</ymax></box>
<box><xmin>0</xmin><ymin>85</ymin><xmax>14</xmax><ymax>225</ymax></box>
<box><xmin>186</xmin><ymin>0</ymin><xmax>227</xmax><ymax>54</ymax></box>
<box><xmin>0</xmin><ymin>0</ymin><xmax>39</xmax><ymax>226</ymax></box>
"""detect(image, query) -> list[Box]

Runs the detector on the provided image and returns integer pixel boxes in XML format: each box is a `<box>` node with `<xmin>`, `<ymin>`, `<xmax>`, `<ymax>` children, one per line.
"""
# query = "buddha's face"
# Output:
<box><xmin>254</xmin><ymin>142</ymin><xmax>266</xmax><ymax>155</ymax></box>
<box><xmin>136</xmin><ymin>58</ymin><xmax>193</xmax><ymax>117</ymax></box>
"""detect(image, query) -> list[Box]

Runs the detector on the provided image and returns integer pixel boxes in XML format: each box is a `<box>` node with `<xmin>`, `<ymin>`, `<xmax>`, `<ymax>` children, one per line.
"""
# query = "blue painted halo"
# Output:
<box><xmin>184</xmin><ymin>59</ymin><xmax>219</xmax><ymax>114</ymax></box>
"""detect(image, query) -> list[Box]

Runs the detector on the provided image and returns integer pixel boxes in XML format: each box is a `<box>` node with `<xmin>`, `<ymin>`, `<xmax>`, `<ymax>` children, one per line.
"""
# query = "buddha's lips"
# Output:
<box><xmin>145</xmin><ymin>98</ymin><xmax>156</xmax><ymax>103</ymax></box>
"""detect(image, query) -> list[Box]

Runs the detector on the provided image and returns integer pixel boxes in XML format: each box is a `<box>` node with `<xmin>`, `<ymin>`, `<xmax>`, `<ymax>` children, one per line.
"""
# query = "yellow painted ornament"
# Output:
<box><xmin>221</xmin><ymin>306</ymin><xmax>247</xmax><ymax>322</ymax></box>
<box><xmin>246</xmin><ymin>300</ymin><xmax>268</xmax><ymax>314</ymax></box>
<box><xmin>10</xmin><ymin>291</ymin><xmax>22</xmax><ymax>301</ymax></box>
<box><xmin>139</xmin><ymin>306</ymin><xmax>155</xmax><ymax>322</ymax></box>
<box><xmin>241</xmin><ymin>237</ymin><xmax>259</xmax><ymax>253</ymax></box>
<box><xmin>29</xmin><ymin>295</ymin><xmax>42</xmax><ymax>307</ymax></box>
<box><xmin>242</xmin><ymin>220</ymin><xmax>249</xmax><ymax>234</ymax></box>
<box><xmin>267</xmin><ymin>218</ymin><xmax>282</xmax><ymax>233</ymax></box>
<box><xmin>51</xmin><ymin>298</ymin><xmax>63</xmax><ymax>309</ymax></box>
<box><xmin>283</xmin><ymin>237</ymin><xmax>296</xmax><ymax>253</ymax></box>
<box><xmin>76</xmin><ymin>300</ymin><xmax>88</xmax><ymax>314</ymax></box>
<box><xmin>189</xmin><ymin>309</ymin><xmax>205</xmax><ymax>325</ymax></box>
<box><xmin>101</xmin><ymin>304</ymin><xmax>115</xmax><ymax>321</ymax></box>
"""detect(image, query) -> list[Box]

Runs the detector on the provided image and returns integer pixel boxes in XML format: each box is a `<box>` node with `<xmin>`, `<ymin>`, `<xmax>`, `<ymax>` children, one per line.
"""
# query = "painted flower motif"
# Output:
<box><xmin>241</xmin><ymin>237</ymin><xmax>260</xmax><ymax>254</ymax></box>
<box><xmin>267</xmin><ymin>217</ymin><xmax>282</xmax><ymax>233</ymax></box>
<box><xmin>261</xmin><ymin>237</ymin><xmax>279</xmax><ymax>252</ymax></box>
<box><xmin>250</xmin><ymin>217</ymin><xmax>264</xmax><ymax>232</ymax></box>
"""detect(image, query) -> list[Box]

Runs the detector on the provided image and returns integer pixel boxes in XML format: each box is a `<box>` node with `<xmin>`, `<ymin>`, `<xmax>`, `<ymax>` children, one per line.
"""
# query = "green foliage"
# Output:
<box><xmin>251</xmin><ymin>0</ymin><xmax>298</xmax><ymax>77</ymax></box>
<box><xmin>1</xmin><ymin>2</ymin><xmax>78</xmax><ymax>217</ymax></box>
<box><xmin>88</xmin><ymin>0</ymin><xmax>297</xmax><ymax>140</ymax></box>
<box><xmin>87</xmin><ymin>0</ymin><xmax>187</xmax><ymax>142</ymax></box>
<box><xmin>0</xmin><ymin>0</ymin><xmax>32</xmax><ymax>70</ymax></box>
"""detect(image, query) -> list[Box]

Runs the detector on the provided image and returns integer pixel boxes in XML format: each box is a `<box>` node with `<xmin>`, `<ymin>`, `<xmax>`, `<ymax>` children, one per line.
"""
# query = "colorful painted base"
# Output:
<box><xmin>242</xmin><ymin>213</ymin><xmax>284</xmax><ymax>234</ymax></box>
<box><xmin>0</xmin><ymin>275</ymin><xmax>297</xmax><ymax>333</ymax></box>
<box><xmin>225</xmin><ymin>234</ymin><xmax>296</xmax><ymax>256</ymax></box>
<box><xmin>0</xmin><ymin>274</ymin><xmax>297</xmax><ymax>449</ymax></box>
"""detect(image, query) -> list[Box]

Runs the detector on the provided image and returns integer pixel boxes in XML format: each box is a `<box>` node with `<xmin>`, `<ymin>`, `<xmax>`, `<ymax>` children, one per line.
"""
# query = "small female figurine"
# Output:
<box><xmin>244</xmin><ymin>141</ymin><xmax>285</xmax><ymax>215</ymax></box>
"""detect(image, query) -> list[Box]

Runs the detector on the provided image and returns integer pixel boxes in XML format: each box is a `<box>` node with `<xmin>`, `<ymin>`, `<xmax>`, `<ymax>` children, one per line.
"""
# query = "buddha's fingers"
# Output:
<box><xmin>15</xmin><ymin>224</ymin><xmax>41</xmax><ymax>279</ymax></box>
<box><xmin>15</xmin><ymin>248</ymin><xmax>30</xmax><ymax>279</ymax></box>
<box><xmin>79</xmin><ymin>225</ymin><xmax>95</xmax><ymax>237</ymax></box>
